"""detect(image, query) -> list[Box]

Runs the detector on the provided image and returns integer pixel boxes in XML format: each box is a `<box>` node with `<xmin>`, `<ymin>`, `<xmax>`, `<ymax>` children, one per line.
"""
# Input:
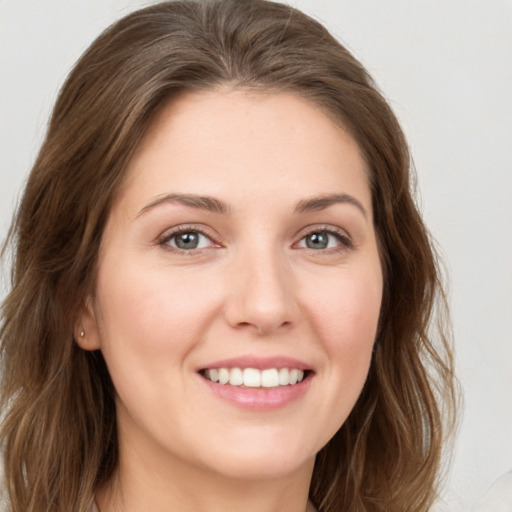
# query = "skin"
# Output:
<box><xmin>78</xmin><ymin>89</ymin><xmax>383</xmax><ymax>512</ymax></box>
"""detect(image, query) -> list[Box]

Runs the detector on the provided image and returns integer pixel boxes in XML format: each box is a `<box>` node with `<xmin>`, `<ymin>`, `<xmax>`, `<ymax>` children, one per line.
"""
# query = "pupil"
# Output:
<box><xmin>176</xmin><ymin>232</ymin><xmax>199</xmax><ymax>249</ymax></box>
<box><xmin>306</xmin><ymin>233</ymin><xmax>328</xmax><ymax>249</ymax></box>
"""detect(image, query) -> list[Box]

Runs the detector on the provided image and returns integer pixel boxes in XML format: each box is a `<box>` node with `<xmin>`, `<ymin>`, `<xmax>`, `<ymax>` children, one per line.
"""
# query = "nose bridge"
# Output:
<box><xmin>225</xmin><ymin>238</ymin><xmax>296</xmax><ymax>334</ymax></box>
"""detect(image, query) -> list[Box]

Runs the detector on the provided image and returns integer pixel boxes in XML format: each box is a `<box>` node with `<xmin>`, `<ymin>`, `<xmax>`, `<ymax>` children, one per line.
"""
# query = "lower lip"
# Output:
<box><xmin>199</xmin><ymin>374</ymin><xmax>312</xmax><ymax>411</ymax></box>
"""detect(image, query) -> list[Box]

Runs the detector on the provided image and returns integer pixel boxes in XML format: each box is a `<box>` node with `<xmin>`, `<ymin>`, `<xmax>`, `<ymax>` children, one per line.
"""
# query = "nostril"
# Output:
<box><xmin>234</xmin><ymin>320</ymin><xmax>293</xmax><ymax>336</ymax></box>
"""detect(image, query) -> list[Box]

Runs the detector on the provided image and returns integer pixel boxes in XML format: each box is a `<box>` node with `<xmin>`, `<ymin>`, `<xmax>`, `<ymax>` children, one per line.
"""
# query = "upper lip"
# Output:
<box><xmin>198</xmin><ymin>355</ymin><xmax>312</xmax><ymax>372</ymax></box>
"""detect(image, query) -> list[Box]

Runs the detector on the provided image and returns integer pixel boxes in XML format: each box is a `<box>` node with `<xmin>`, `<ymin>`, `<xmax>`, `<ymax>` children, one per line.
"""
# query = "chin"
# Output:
<box><xmin>210</xmin><ymin>453</ymin><xmax>314</xmax><ymax>482</ymax></box>
<box><xmin>192</xmin><ymin>430</ymin><xmax>318</xmax><ymax>481</ymax></box>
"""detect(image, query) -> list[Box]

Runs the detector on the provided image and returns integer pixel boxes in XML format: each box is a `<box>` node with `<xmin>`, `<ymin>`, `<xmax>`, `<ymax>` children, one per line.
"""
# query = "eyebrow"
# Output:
<box><xmin>138</xmin><ymin>192</ymin><xmax>367</xmax><ymax>219</ymax></box>
<box><xmin>294</xmin><ymin>193</ymin><xmax>368</xmax><ymax>219</ymax></box>
<box><xmin>137</xmin><ymin>193</ymin><xmax>230</xmax><ymax>217</ymax></box>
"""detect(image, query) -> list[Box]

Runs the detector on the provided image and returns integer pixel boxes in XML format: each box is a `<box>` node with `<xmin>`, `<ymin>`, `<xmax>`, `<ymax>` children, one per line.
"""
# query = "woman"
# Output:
<box><xmin>0</xmin><ymin>1</ymin><xmax>457</xmax><ymax>511</ymax></box>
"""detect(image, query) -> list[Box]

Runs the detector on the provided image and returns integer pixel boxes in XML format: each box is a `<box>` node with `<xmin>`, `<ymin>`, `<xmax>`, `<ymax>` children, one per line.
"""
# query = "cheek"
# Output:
<box><xmin>311</xmin><ymin>271</ymin><xmax>382</xmax><ymax>339</ymax></box>
<box><xmin>305</xmin><ymin>265</ymin><xmax>382</xmax><ymax>373</ymax></box>
<box><xmin>91</xmin><ymin>260</ymin><xmax>225</xmax><ymax>428</ymax></box>
<box><xmin>93</xmin><ymin>259</ymin><xmax>222</xmax><ymax>361</ymax></box>
<box><xmin>298</xmin><ymin>266</ymin><xmax>382</xmax><ymax>446</ymax></box>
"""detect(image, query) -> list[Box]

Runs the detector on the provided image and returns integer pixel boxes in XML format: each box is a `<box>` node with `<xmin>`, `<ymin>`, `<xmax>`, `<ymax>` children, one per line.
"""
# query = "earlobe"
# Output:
<box><xmin>75</xmin><ymin>297</ymin><xmax>102</xmax><ymax>351</ymax></box>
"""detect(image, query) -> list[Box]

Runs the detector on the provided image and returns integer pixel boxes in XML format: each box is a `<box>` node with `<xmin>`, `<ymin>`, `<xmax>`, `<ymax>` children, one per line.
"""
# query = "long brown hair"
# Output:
<box><xmin>0</xmin><ymin>1</ymin><xmax>457</xmax><ymax>511</ymax></box>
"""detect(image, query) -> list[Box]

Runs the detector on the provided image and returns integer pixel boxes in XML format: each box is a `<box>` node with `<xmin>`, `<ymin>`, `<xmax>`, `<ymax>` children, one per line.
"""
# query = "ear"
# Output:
<box><xmin>75</xmin><ymin>296</ymin><xmax>102</xmax><ymax>351</ymax></box>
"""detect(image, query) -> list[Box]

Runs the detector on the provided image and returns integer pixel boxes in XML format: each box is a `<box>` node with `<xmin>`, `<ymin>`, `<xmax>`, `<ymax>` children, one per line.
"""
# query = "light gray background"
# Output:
<box><xmin>1</xmin><ymin>1</ymin><xmax>511</xmax><ymax>510</ymax></box>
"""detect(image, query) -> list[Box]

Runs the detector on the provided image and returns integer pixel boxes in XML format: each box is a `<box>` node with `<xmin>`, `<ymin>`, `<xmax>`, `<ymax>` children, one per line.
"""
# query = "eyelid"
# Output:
<box><xmin>294</xmin><ymin>224</ymin><xmax>354</xmax><ymax>250</ymax></box>
<box><xmin>157</xmin><ymin>224</ymin><xmax>222</xmax><ymax>252</ymax></box>
<box><xmin>156</xmin><ymin>223</ymin><xmax>353</xmax><ymax>254</ymax></box>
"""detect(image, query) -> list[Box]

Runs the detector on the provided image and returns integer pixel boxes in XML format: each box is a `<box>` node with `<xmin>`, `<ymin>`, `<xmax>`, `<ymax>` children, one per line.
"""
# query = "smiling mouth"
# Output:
<box><xmin>199</xmin><ymin>367</ymin><xmax>311</xmax><ymax>388</ymax></box>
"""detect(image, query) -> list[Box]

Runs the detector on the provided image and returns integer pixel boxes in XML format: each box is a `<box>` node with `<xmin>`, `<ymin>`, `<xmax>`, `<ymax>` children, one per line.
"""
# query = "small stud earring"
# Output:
<box><xmin>80</xmin><ymin>331</ymin><xmax>85</xmax><ymax>337</ymax></box>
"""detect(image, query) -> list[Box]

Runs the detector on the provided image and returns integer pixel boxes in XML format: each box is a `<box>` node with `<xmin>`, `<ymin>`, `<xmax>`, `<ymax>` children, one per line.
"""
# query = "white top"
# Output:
<box><xmin>472</xmin><ymin>470</ymin><xmax>512</xmax><ymax>512</ymax></box>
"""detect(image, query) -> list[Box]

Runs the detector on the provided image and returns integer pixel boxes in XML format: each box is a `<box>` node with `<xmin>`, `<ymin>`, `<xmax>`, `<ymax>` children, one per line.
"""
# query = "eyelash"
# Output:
<box><xmin>157</xmin><ymin>225</ymin><xmax>353</xmax><ymax>254</ymax></box>
<box><xmin>295</xmin><ymin>225</ymin><xmax>354</xmax><ymax>253</ymax></box>
<box><xmin>158</xmin><ymin>225</ymin><xmax>220</xmax><ymax>254</ymax></box>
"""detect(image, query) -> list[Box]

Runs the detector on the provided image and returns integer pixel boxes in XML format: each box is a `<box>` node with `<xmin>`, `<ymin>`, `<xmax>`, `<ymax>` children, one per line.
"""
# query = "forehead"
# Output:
<box><xmin>115</xmin><ymin>88</ymin><xmax>371</xmax><ymax>214</ymax></box>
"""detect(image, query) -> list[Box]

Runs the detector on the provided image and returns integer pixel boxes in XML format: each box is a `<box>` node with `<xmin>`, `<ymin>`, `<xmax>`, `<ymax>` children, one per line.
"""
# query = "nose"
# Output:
<box><xmin>223</xmin><ymin>247</ymin><xmax>298</xmax><ymax>336</ymax></box>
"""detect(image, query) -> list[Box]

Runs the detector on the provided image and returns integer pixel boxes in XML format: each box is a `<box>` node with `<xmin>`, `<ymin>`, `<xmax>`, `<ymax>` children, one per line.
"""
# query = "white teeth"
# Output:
<box><xmin>203</xmin><ymin>367</ymin><xmax>307</xmax><ymax>387</ymax></box>
<box><xmin>229</xmin><ymin>367</ymin><xmax>243</xmax><ymax>386</ymax></box>
<box><xmin>261</xmin><ymin>368</ymin><xmax>279</xmax><ymax>388</ymax></box>
<box><xmin>243</xmin><ymin>368</ymin><xmax>261</xmax><ymax>387</ymax></box>
<box><xmin>278</xmin><ymin>368</ymin><xmax>289</xmax><ymax>385</ymax></box>
<box><xmin>218</xmin><ymin>368</ymin><xmax>230</xmax><ymax>385</ymax></box>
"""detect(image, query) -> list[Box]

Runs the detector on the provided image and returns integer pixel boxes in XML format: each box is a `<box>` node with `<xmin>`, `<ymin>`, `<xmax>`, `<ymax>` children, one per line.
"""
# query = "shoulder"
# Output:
<box><xmin>472</xmin><ymin>470</ymin><xmax>512</xmax><ymax>512</ymax></box>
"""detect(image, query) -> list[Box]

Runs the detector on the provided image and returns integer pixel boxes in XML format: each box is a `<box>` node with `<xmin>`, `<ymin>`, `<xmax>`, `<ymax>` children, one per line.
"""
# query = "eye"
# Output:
<box><xmin>161</xmin><ymin>229</ymin><xmax>214</xmax><ymax>251</ymax></box>
<box><xmin>296</xmin><ymin>228</ymin><xmax>352</xmax><ymax>251</ymax></box>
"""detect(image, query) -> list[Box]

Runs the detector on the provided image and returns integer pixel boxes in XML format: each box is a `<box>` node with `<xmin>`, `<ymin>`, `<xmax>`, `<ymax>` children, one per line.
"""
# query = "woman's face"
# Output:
<box><xmin>80</xmin><ymin>90</ymin><xmax>383</xmax><ymax>481</ymax></box>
